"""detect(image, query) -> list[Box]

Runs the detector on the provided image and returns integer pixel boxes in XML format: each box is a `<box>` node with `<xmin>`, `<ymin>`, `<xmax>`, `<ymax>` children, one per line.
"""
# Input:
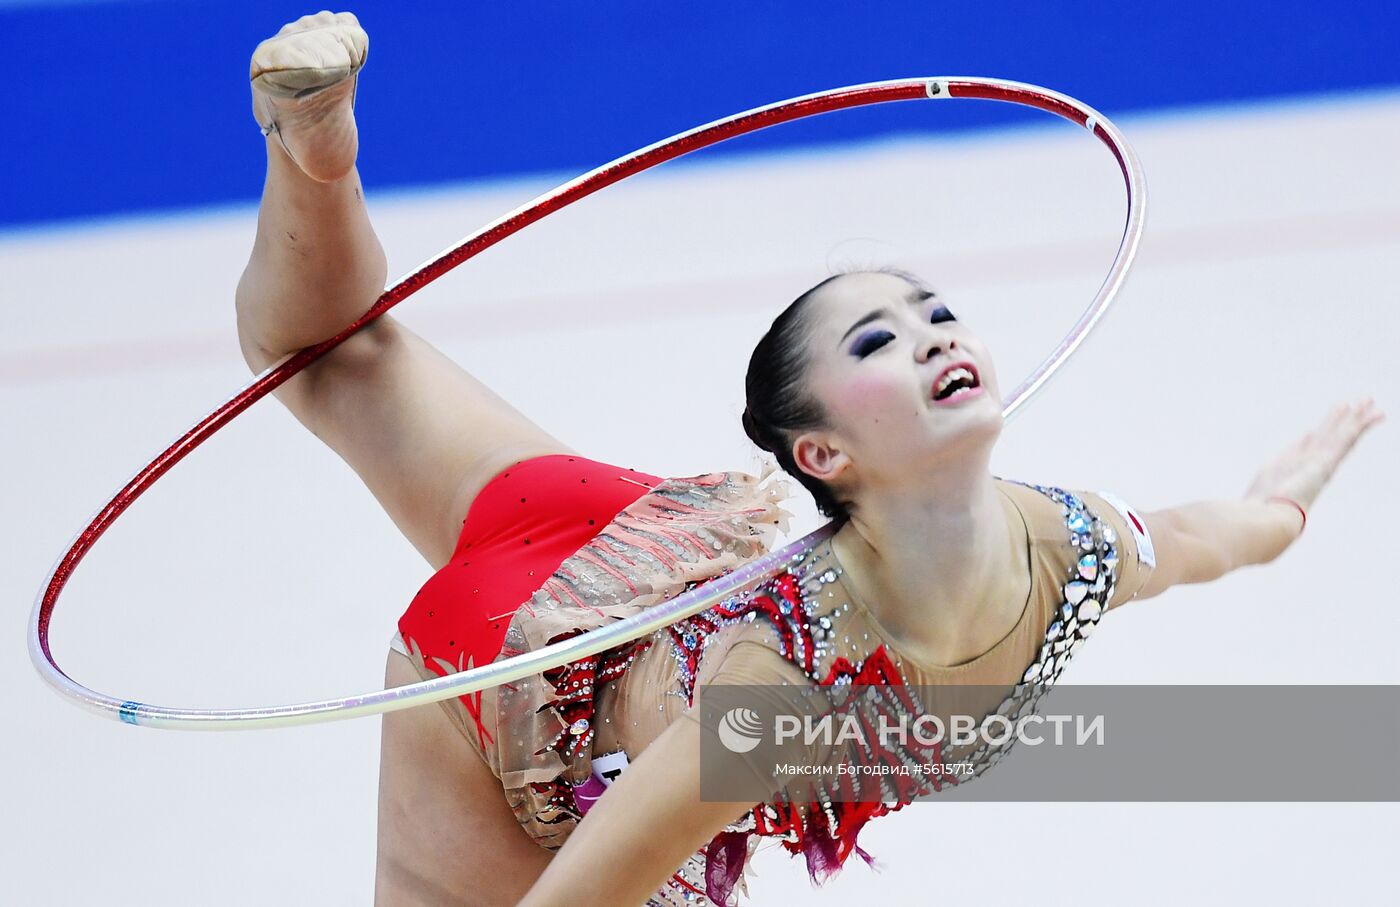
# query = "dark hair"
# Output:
<box><xmin>742</xmin><ymin>266</ymin><xmax>932</xmax><ymax>524</ymax></box>
<box><xmin>742</xmin><ymin>274</ymin><xmax>847</xmax><ymax>521</ymax></box>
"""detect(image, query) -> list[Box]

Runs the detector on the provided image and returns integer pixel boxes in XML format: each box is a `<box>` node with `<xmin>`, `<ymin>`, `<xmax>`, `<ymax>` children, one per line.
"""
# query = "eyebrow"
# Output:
<box><xmin>838</xmin><ymin>286</ymin><xmax>936</xmax><ymax>346</ymax></box>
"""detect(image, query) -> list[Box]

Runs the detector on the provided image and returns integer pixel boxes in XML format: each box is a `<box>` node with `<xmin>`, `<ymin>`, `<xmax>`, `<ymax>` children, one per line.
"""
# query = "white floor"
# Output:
<box><xmin>3</xmin><ymin>88</ymin><xmax>1397</xmax><ymax>904</ymax></box>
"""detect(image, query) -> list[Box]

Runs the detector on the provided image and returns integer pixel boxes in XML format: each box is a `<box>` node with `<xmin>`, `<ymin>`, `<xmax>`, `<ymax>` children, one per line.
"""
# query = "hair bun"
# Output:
<box><xmin>740</xmin><ymin>407</ymin><xmax>772</xmax><ymax>453</ymax></box>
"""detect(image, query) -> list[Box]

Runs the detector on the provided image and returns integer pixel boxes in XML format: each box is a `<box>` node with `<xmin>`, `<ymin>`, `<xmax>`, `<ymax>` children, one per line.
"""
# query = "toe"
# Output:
<box><xmin>279</xmin><ymin>10</ymin><xmax>338</xmax><ymax>36</ymax></box>
<box><xmin>250</xmin><ymin>18</ymin><xmax>368</xmax><ymax>85</ymax></box>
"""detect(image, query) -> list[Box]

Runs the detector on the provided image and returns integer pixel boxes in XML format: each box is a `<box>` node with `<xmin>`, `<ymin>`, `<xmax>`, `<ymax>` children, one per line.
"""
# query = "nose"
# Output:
<box><xmin>916</xmin><ymin>332</ymin><xmax>957</xmax><ymax>364</ymax></box>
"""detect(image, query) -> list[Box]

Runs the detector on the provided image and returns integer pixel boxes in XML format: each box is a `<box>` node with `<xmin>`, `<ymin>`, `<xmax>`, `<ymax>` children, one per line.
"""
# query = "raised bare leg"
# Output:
<box><xmin>235</xmin><ymin>10</ymin><xmax>384</xmax><ymax>364</ymax></box>
<box><xmin>233</xmin><ymin>11</ymin><xmax>572</xmax><ymax>570</ymax></box>
<box><xmin>233</xmin><ymin>12</ymin><xmax>558</xmax><ymax>903</ymax></box>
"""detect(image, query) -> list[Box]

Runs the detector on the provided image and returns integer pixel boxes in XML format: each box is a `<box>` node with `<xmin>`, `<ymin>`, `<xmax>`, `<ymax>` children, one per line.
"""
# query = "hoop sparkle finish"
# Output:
<box><xmin>28</xmin><ymin>77</ymin><xmax>1146</xmax><ymax>730</ymax></box>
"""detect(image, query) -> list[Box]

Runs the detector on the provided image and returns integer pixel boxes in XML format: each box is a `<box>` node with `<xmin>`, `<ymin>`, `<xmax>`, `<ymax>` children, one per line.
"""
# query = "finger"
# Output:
<box><xmin>1320</xmin><ymin>402</ymin><xmax>1350</xmax><ymax>434</ymax></box>
<box><xmin>1339</xmin><ymin>402</ymin><xmax>1368</xmax><ymax>436</ymax></box>
<box><xmin>1311</xmin><ymin>401</ymin><xmax>1345</xmax><ymax>432</ymax></box>
<box><xmin>1334</xmin><ymin>406</ymin><xmax>1379</xmax><ymax>457</ymax></box>
<box><xmin>1313</xmin><ymin>408</ymin><xmax>1359</xmax><ymax>460</ymax></box>
<box><xmin>1350</xmin><ymin>401</ymin><xmax>1380</xmax><ymax>430</ymax></box>
<box><xmin>1309</xmin><ymin>404</ymin><xmax>1348</xmax><ymax>448</ymax></box>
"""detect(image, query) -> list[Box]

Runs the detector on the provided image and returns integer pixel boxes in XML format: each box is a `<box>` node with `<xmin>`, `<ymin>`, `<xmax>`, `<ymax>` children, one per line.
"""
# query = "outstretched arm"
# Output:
<box><xmin>517</xmin><ymin>717</ymin><xmax>753</xmax><ymax>907</ymax></box>
<box><xmin>520</xmin><ymin>634</ymin><xmax>819</xmax><ymax>906</ymax></box>
<box><xmin>1115</xmin><ymin>396</ymin><xmax>1384</xmax><ymax>606</ymax></box>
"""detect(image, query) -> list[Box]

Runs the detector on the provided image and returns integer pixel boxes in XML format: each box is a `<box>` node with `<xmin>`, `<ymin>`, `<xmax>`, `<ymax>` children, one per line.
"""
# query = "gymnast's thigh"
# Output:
<box><xmin>375</xmin><ymin>649</ymin><xmax>552</xmax><ymax>906</ymax></box>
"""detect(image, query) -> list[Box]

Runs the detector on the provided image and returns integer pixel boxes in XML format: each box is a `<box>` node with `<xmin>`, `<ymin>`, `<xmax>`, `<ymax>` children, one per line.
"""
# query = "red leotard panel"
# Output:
<box><xmin>397</xmin><ymin>454</ymin><xmax>663</xmax><ymax>675</ymax></box>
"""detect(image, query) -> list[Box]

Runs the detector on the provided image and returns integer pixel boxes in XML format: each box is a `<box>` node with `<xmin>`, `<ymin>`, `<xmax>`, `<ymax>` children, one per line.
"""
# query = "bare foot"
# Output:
<box><xmin>250</xmin><ymin>10</ymin><xmax>369</xmax><ymax>183</ymax></box>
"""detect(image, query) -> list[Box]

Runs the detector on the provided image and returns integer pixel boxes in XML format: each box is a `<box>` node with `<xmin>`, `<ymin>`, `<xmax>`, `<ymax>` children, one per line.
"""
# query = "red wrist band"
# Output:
<box><xmin>1266</xmin><ymin>496</ymin><xmax>1307</xmax><ymax>534</ymax></box>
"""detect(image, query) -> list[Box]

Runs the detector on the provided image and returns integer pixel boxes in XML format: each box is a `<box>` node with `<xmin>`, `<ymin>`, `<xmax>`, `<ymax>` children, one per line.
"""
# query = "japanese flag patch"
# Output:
<box><xmin>1094</xmin><ymin>490</ymin><xmax>1156</xmax><ymax>569</ymax></box>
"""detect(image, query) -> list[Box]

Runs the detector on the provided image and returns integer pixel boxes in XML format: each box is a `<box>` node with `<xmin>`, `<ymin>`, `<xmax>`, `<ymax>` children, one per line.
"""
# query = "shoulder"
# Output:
<box><xmin>997</xmin><ymin>477</ymin><xmax>1157</xmax><ymax>610</ymax></box>
<box><xmin>995</xmin><ymin>477</ymin><xmax>1091</xmax><ymax>551</ymax></box>
<box><xmin>995</xmin><ymin>477</ymin><xmax>1055</xmax><ymax>535</ymax></box>
<box><xmin>997</xmin><ymin>478</ymin><xmax>1147</xmax><ymax>553</ymax></box>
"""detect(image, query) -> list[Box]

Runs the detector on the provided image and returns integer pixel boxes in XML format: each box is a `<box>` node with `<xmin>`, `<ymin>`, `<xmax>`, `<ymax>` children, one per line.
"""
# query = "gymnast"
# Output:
<box><xmin>236</xmin><ymin>12</ymin><xmax>1384</xmax><ymax>906</ymax></box>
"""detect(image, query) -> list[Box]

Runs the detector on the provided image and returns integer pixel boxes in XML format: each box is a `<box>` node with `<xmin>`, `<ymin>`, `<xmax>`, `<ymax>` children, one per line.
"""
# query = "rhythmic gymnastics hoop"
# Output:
<box><xmin>29</xmin><ymin>77</ymin><xmax>1146</xmax><ymax>730</ymax></box>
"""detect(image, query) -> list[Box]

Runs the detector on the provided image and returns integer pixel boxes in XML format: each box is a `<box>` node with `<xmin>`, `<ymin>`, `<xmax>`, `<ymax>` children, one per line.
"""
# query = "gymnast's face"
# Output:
<box><xmin>790</xmin><ymin>272</ymin><xmax>1004</xmax><ymax>496</ymax></box>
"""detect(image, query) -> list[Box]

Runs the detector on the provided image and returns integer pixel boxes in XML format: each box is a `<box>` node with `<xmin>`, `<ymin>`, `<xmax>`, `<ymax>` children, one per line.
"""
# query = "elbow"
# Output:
<box><xmin>1158</xmin><ymin>510</ymin><xmax>1231</xmax><ymax>587</ymax></box>
<box><xmin>1195</xmin><ymin>535</ymin><xmax>1236</xmax><ymax>583</ymax></box>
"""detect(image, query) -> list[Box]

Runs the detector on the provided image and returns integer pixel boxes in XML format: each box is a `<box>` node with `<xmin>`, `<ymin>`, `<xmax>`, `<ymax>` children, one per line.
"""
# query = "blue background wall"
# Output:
<box><xmin>1</xmin><ymin>0</ymin><xmax>1396</xmax><ymax>229</ymax></box>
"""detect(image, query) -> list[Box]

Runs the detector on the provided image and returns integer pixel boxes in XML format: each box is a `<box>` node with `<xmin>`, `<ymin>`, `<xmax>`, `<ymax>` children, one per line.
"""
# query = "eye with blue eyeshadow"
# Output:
<box><xmin>851</xmin><ymin>330</ymin><xmax>895</xmax><ymax>358</ymax></box>
<box><xmin>848</xmin><ymin>300</ymin><xmax>956</xmax><ymax>358</ymax></box>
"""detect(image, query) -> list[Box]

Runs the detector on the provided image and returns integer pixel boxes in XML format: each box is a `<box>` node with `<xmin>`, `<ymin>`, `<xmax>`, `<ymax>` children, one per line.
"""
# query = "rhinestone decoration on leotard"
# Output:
<box><xmin>965</xmin><ymin>481</ymin><xmax>1123</xmax><ymax>778</ymax></box>
<box><xmin>707</xmin><ymin>480</ymin><xmax>1126</xmax><ymax>849</ymax></box>
<box><xmin>530</xmin><ymin>479</ymin><xmax>1126</xmax><ymax>904</ymax></box>
<box><xmin>663</xmin><ymin>569</ymin><xmax>824</xmax><ymax>707</ymax></box>
<box><xmin>534</xmin><ymin>630</ymin><xmax>651</xmax><ymax>762</ymax></box>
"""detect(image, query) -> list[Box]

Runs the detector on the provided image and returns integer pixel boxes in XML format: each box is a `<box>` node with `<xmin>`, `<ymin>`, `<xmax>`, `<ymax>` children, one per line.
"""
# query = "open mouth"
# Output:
<box><xmin>931</xmin><ymin>362</ymin><xmax>982</xmax><ymax>403</ymax></box>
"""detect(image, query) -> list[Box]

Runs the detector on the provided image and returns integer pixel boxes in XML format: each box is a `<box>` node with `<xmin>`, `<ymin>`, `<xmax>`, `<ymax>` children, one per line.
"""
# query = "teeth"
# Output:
<box><xmin>935</xmin><ymin>366</ymin><xmax>975</xmax><ymax>397</ymax></box>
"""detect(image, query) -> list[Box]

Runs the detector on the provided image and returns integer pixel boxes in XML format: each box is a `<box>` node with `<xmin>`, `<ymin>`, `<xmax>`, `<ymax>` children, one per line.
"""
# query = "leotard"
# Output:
<box><xmin>392</xmin><ymin>454</ymin><xmax>1157</xmax><ymax>906</ymax></box>
<box><xmin>394</xmin><ymin>454</ymin><xmax>662</xmax><ymax>742</ymax></box>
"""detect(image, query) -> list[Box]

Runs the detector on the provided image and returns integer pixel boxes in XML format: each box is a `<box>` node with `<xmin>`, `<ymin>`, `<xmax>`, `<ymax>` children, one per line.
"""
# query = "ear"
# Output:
<box><xmin>791</xmin><ymin>429</ymin><xmax>851</xmax><ymax>485</ymax></box>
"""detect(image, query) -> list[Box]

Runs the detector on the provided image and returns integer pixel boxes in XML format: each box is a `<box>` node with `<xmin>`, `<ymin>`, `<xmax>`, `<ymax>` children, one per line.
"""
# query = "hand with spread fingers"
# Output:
<box><xmin>1244</xmin><ymin>396</ymin><xmax>1386</xmax><ymax>533</ymax></box>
